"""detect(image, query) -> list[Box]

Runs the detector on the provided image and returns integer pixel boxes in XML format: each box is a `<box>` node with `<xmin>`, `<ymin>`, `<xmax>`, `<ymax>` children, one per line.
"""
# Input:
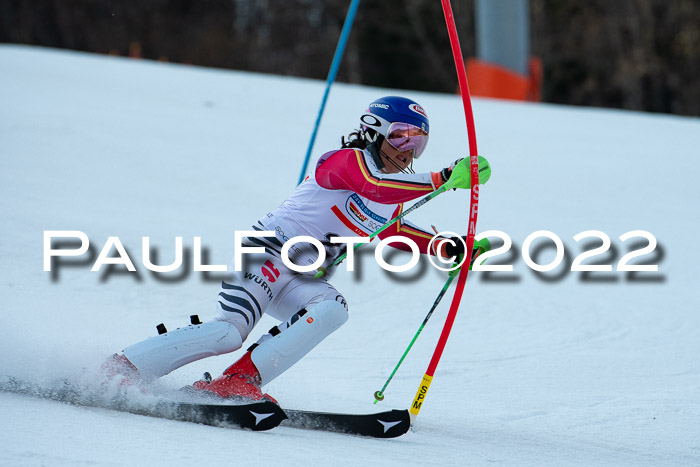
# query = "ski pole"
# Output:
<box><xmin>373</xmin><ymin>239</ymin><xmax>488</xmax><ymax>404</ymax></box>
<box><xmin>373</xmin><ymin>268</ymin><xmax>458</xmax><ymax>404</ymax></box>
<box><xmin>314</xmin><ymin>183</ymin><xmax>450</xmax><ymax>278</ymax></box>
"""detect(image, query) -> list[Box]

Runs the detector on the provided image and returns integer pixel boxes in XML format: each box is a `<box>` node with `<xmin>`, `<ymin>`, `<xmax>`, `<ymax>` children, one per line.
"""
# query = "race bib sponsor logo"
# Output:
<box><xmin>348</xmin><ymin>202</ymin><xmax>367</xmax><ymax>222</ymax></box>
<box><xmin>346</xmin><ymin>194</ymin><xmax>387</xmax><ymax>224</ymax></box>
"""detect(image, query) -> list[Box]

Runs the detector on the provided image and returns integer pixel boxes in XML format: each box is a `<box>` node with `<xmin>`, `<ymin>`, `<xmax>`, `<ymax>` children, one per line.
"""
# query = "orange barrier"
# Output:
<box><xmin>465</xmin><ymin>57</ymin><xmax>542</xmax><ymax>101</ymax></box>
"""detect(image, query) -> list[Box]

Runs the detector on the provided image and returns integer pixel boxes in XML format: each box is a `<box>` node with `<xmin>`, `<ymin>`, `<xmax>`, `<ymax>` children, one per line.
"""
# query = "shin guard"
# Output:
<box><xmin>251</xmin><ymin>300</ymin><xmax>348</xmax><ymax>385</ymax></box>
<box><xmin>124</xmin><ymin>321</ymin><xmax>243</xmax><ymax>381</ymax></box>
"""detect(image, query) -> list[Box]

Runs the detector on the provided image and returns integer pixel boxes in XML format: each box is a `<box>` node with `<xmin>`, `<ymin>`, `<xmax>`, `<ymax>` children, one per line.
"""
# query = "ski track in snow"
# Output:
<box><xmin>1</xmin><ymin>44</ymin><xmax>699</xmax><ymax>466</ymax></box>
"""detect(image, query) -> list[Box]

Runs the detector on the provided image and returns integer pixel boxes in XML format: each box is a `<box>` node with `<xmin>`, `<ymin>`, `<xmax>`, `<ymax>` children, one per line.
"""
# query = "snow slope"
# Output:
<box><xmin>1</xmin><ymin>44</ymin><xmax>699</xmax><ymax>466</ymax></box>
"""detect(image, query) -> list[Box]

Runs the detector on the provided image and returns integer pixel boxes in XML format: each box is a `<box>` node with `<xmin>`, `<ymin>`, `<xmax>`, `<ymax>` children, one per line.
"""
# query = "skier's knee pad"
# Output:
<box><xmin>123</xmin><ymin>320</ymin><xmax>243</xmax><ymax>381</ymax></box>
<box><xmin>251</xmin><ymin>300</ymin><xmax>348</xmax><ymax>385</ymax></box>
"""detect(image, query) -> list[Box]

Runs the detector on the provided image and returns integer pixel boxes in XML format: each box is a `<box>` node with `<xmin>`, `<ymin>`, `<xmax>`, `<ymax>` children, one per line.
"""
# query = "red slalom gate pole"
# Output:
<box><xmin>409</xmin><ymin>0</ymin><xmax>481</xmax><ymax>424</ymax></box>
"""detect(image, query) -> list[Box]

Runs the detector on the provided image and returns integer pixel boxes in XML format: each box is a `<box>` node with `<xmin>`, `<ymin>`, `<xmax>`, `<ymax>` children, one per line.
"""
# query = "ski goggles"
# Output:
<box><xmin>384</xmin><ymin>122</ymin><xmax>429</xmax><ymax>159</ymax></box>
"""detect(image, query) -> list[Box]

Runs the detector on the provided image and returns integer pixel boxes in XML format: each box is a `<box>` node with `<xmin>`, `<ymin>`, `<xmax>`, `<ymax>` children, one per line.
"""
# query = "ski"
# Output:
<box><xmin>280</xmin><ymin>408</ymin><xmax>410</xmax><ymax>438</ymax></box>
<box><xmin>0</xmin><ymin>377</ymin><xmax>286</xmax><ymax>432</ymax></box>
<box><xmin>152</xmin><ymin>399</ymin><xmax>287</xmax><ymax>431</ymax></box>
<box><xmin>156</xmin><ymin>401</ymin><xmax>411</xmax><ymax>438</ymax></box>
<box><xmin>1</xmin><ymin>377</ymin><xmax>410</xmax><ymax>437</ymax></box>
<box><xmin>173</xmin><ymin>402</ymin><xmax>411</xmax><ymax>438</ymax></box>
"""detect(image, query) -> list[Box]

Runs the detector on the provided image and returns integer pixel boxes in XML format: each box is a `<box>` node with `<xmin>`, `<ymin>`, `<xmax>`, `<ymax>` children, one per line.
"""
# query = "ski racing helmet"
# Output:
<box><xmin>360</xmin><ymin>96</ymin><xmax>430</xmax><ymax>159</ymax></box>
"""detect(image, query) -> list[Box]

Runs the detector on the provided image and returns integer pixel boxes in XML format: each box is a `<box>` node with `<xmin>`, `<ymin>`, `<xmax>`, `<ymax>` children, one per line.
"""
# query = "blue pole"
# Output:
<box><xmin>297</xmin><ymin>0</ymin><xmax>361</xmax><ymax>185</ymax></box>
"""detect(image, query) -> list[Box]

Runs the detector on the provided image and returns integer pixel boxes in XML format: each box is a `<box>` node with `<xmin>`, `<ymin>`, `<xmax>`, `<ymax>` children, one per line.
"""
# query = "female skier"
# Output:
<box><xmin>106</xmin><ymin>96</ymin><xmax>491</xmax><ymax>402</ymax></box>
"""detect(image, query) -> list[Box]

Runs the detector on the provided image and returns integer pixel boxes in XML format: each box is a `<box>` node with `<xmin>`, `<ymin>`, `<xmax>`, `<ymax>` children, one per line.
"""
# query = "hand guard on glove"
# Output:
<box><xmin>431</xmin><ymin>156</ymin><xmax>491</xmax><ymax>190</ymax></box>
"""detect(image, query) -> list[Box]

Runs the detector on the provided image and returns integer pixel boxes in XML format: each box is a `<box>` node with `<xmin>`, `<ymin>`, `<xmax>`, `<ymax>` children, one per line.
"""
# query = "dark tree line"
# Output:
<box><xmin>1</xmin><ymin>0</ymin><xmax>698</xmax><ymax>115</ymax></box>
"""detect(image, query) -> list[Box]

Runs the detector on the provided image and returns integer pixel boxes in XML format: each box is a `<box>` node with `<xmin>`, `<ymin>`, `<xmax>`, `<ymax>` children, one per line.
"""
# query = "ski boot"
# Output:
<box><xmin>100</xmin><ymin>353</ymin><xmax>144</xmax><ymax>389</ymax></box>
<box><xmin>192</xmin><ymin>351</ymin><xmax>277</xmax><ymax>403</ymax></box>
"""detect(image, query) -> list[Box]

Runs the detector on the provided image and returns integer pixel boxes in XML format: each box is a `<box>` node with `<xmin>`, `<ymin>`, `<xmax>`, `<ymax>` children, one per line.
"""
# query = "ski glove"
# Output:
<box><xmin>431</xmin><ymin>158</ymin><xmax>462</xmax><ymax>189</ymax></box>
<box><xmin>440</xmin><ymin>158</ymin><xmax>463</xmax><ymax>187</ymax></box>
<box><xmin>432</xmin><ymin>156</ymin><xmax>491</xmax><ymax>190</ymax></box>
